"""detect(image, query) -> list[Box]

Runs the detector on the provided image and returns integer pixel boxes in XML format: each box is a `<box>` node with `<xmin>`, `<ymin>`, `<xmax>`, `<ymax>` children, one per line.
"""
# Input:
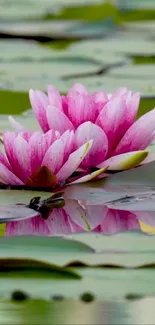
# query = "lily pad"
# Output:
<box><xmin>118</xmin><ymin>0</ymin><xmax>155</xmax><ymax>10</ymax></box>
<box><xmin>0</xmin><ymin>233</ymin><xmax>155</xmax><ymax>268</ymax></box>
<box><xmin>67</xmin><ymin>40</ymin><xmax>129</xmax><ymax>66</ymax></box>
<box><xmin>0</xmin><ymin>0</ymin><xmax>106</xmax><ymax>21</ymax></box>
<box><xmin>65</xmin><ymin>74</ymin><xmax>155</xmax><ymax>98</ymax></box>
<box><xmin>69</xmin><ymin>38</ymin><xmax>155</xmax><ymax>57</ymax></box>
<box><xmin>0</xmin><ymin>18</ymin><xmax>116</xmax><ymax>40</ymax></box>
<box><xmin>0</xmin><ymin>60</ymin><xmax>100</xmax><ymax>91</ymax></box>
<box><xmin>108</xmin><ymin>64</ymin><xmax>155</xmax><ymax>79</ymax></box>
<box><xmin>0</xmin><ymin>39</ymin><xmax>70</xmax><ymax>62</ymax></box>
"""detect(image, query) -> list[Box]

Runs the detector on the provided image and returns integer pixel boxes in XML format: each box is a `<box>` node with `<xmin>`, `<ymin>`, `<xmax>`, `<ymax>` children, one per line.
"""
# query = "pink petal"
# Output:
<box><xmin>70</xmin><ymin>167</ymin><xmax>108</xmax><ymax>184</ymax></box>
<box><xmin>67</xmin><ymin>92</ymin><xmax>97</xmax><ymax>128</ymax></box>
<box><xmin>114</xmin><ymin>108</ymin><xmax>155</xmax><ymax>155</ymax></box>
<box><xmin>43</xmin><ymin>129</ymin><xmax>60</xmax><ymax>149</ymax></box>
<box><xmin>85</xmin><ymin>205</ymin><xmax>107</xmax><ymax>230</ymax></box>
<box><xmin>29</xmin><ymin>89</ymin><xmax>49</xmax><ymax>132</ymax></box>
<box><xmin>12</xmin><ymin>136</ymin><xmax>31</xmax><ymax>182</ymax></box>
<box><xmin>98</xmin><ymin>150</ymin><xmax>148</xmax><ymax>170</ymax></box>
<box><xmin>111</xmin><ymin>87</ymin><xmax>128</xmax><ymax>99</ymax></box>
<box><xmin>3</xmin><ymin>131</ymin><xmax>17</xmax><ymax>164</ymax></box>
<box><xmin>56</xmin><ymin>140</ymin><xmax>92</xmax><ymax>183</ymax></box>
<box><xmin>21</xmin><ymin>132</ymin><xmax>32</xmax><ymax>142</ymax></box>
<box><xmin>29</xmin><ymin>132</ymin><xmax>46</xmax><ymax>172</ymax></box>
<box><xmin>94</xmin><ymin>207</ymin><xmax>140</xmax><ymax>234</ymax></box>
<box><xmin>64</xmin><ymin>199</ymin><xmax>92</xmax><ymax>231</ymax></box>
<box><xmin>67</xmin><ymin>83</ymin><xmax>89</xmax><ymax>97</ymax></box>
<box><xmin>96</xmin><ymin>98</ymin><xmax>129</xmax><ymax>155</ymax></box>
<box><xmin>61</xmin><ymin>95</ymin><xmax>68</xmax><ymax>114</ymax></box>
<box><xmin>48</xmin><ymin>85</ymin><xmax>62</xmax><ymax>110</ymax></box>
<box><xmin>93</xmin><ymin>91</ymin><xmax>108</xmax><ymax>114</ymax></box>
<box><xmin>60</xmin><ymin>130</ymin><xmax>75</xmax><ymax>161</ymax></box>
<box><xmin>42</xmin><ymin>138</ymin><xmax>64</xmax><ymax>174</ymax></box>
<box><xmin>75</xmin><ymin>122</ymin><xmax>108</xmax><ymax>167</ymax></box>
<box><xmin>0</xmin><ymin>162</ymin><xmax>23</xmax><ymax>185</ymax></box>
<box><xmin>45</xmin><ymin>209</ymin><xmax>72</xmax><ymax>235</ymax></box>
<box><xmin>125</xmin><ymin>92</ymin><xmax>140</xmax><ymax>127</ymax></box>
<box><xmin>133</xmin><ymin>211</ymin><xmax>155</xmax><ymax>227</ymax></box>
<box><xmin>5</xmin><ymin>217</ymin><xmax>50</xmax><ymax>236</ymax></box>
<box><xmin>0</xmin><ymin>150</ymin><xmax>12</xmax><ymax>170</ymax></box>
<box><xmin>46</xmin><ymin>105</ymin><xmax>74</xmax><ymax>135</ymax></box>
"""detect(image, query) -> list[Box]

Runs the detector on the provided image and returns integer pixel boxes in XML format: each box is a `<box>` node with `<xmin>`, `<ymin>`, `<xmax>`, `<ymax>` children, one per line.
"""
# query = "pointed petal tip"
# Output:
<box><xmin>69</xmin><ymin>166</ymin><xmax>108</xmax><ymax>184</ymax></box>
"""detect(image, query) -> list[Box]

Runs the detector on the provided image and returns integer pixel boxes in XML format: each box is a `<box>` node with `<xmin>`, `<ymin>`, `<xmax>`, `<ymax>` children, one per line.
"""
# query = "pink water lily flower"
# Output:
<box><xmin>27</xmin><ymin>83</ymin><xmax>155</xmax><ymax>176</ymax></box>
<box><xmin>0</xmin><ymin>130</ymin><xmax>95</xmax><ymax>186</ymax></box>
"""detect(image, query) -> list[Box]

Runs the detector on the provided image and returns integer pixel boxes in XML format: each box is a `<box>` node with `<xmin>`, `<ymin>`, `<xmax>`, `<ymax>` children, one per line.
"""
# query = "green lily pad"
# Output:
<box><xmin>0</xmin><ymin>60</ymin><xmax>100</xmax><ymax>91</ymax></box>
<box><xmin>0</xmin><ymin>233</ymin><xmax>155</xmax><ymax>268</ymax></box>
<box><xmin>118</xmin><ymin>0</ymin><xmax>155</xmax><ymax>10</ymax></box>
<box><xmin>0</xmin><ymin>0</ymin><xmax>106</xmax><ymax>21</ymax></box>
<box><xmin>0</xmin><ymin>267</ymin><xmax>154</xmax><ymax>301</ymax></box>
<box><xmin>65</xmin><ymin>74</ymin><xmax>155</xmax><ymax>98</ymax></box>
<box><xmin>69</xmin><ymin>38</ymin><xmax>155</xmax><ymax>57</ymax></box>
<box><xmin>108</xmin><ymin>64</ymin><xmax>155</xmax><ymax>79</ymax></box>
<box><xmin>0</xmin><ymin>18</ymin><xmax>116</xmax><ymax>39</ymax></box>
<box><xmin>0</xmin><ymin>39</ymin><xmax>70</xmax><ymax>62</ymax></box>
<box><xmin>67</xmin><ymin>40</ymin><xmax>129</xmax><ymax>66</ymax></box>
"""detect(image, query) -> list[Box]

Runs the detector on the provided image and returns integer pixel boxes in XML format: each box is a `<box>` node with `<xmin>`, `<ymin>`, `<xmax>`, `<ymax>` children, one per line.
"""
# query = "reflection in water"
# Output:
<box><xmin>4</xmin><ymin>183</ymin><xmax>155</xmax><ymax>236</ymax></box>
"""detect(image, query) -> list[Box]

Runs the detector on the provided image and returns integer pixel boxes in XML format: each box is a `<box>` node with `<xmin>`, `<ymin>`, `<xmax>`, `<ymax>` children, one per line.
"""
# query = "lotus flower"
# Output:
<box><xmin>0</xmin><ymin>130</ymin><xmax>96</xmax><ymax>186</ymax></box>
<box><xmin>26</xmin><ymin>83</ymin><xmax>155</xmax><ymax>176</ymax></box>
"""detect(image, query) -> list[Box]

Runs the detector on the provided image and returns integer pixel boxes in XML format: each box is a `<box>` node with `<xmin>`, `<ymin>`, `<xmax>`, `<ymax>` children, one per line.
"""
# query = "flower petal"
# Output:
<box><xmin>125</xmin><ymin>92</ymin><xmax>140</xmax><ymax>126</ymax></box>
<box><xmin>5</xmin><ymin>217</ymin><xmax>50</xmax><ymax>236</ymax></box>
<box><xmin>0</xmin><ymin>150</ymin><xmax>12</xmax><ymax>170</ymax></box>
<box><xmin>29</xmin><ymin>132</ymin><xmax>45</xmax><ymax>172</ymax></box>
<box><xmin>115</xmin><ymin>108</ymin><xmax>155</xmax><ymax>155</ymax></box>
<box><xmin>98</xmin><ymin>150</ymin><xmax>148</xmax><ymax>171</ymax></box>
<box><xmin>56</xmin><ymin>140</ymin><xmax>92</xmax><ymax>183</ymax></box>
<box><xmin>64</xmin><ymin>199</ymin><xmax>91</xmax><ymax>231</ymax></box>
<box><xmin>96</xmin><ymin>98</ymin><xmax>128</xmax><ymax>154</ymax></box>
<box><xmin>3</xmin><ymin>131</ymin><xmax>17</xmax><ymax>164</ymax></box>
<box><xmin>133</xmin><ymin>211</ymin><xmax>155</xmax><ymax>227</ymax></box>
<box><xmin>29</xmin><ymin>89</ymin><xmax>49</xmax><ymax>132</ymax></box>
<box><xmin>94</xmin><ymin>207</ymin><xmax>140</xmax><ymax>233</ymax></box>
<box><xmin>67</xmin><ymin>92</ymin><xmax>96</xmax><ymax>128</ymax></box>
<box><xmin>70</xmin><ymin>167</ymin><xmax>108</xmax><ymax>184</ymax></box>
<box><xmin>42</xmin><ymin>138</ymin><xmax>64</xmax><ymax>174</ymax></box>
<box><xmin>141</xmin><ymin>151</ymin><xmax>155</xmax><ymax>165</ymax></box>
<box><xmin>75</xmin><ymin>122</ymin><xmax>108</xmax><ymax>167</ymax></box>
<box><xmin>67</xmin><ymin>83</ymin><xmax>89</xmax><ymax>96</ymax></box>
<box><xmin>45</xmin><ymin>209</ymin><xmax>72</xmax><ymax>235</ymax></box>
<box><xmin>29</xmin><ymin>130</ymin><xmax>59</xmax><ymax>174</ymax></box>
<box><xmin>111</xmin><ymin>87</ymin><xmax>128</xmax><ymax>99</ymax></box>
<box><xmin>0</xmin><ymin>162</ymin><xmax>23</xmax><ymax>185</ymax></box>
<box><xmin>60</xmin><ymin>130</ymin><xmax>74</xmax><ymax>161</ymax></box>
<box><xmin>85</xmin><ymin>205</ymin><xmax>107</xmax><ymax>230</ymax></box>
<box><xmin>93</xmin><ymin>91</ymin><xmax>108</xmax><ymax>114</ymax></box>
<box><xmin>46</xmin><ymin>105</ymin><xmax>74</xmax><ymax>135</ymax></box>
<box><xmin>12</xmin><ymin>135</ymin><xmax>31</xmax><ymax>182</ymax></box>
<box><xmin>48</xmin><ymin>85</ymin><xmax>62</xmax><ymax>109</ymax></box>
